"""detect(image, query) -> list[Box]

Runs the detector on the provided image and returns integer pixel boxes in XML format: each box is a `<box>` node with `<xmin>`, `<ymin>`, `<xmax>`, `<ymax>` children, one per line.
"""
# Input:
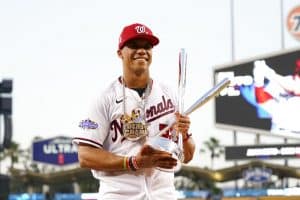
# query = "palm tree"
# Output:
<box><xmin>0</xmin><ymin>141</ymin><xmax>20</xmax><ymax>171</ymax></box>
<box><xmin>200</xmin><ymin>137</ymin><xmax>224</xmax><ymax>169</ymax></box>
<box><xmin>0</xmin><ymin>136</ymin><xmax>47</xmax><ymax>174</ymax></box>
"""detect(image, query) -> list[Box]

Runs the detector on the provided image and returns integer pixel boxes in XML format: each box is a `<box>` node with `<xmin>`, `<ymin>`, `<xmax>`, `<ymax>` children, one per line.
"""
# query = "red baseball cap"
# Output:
<box><xmin>118</xmin><ymin>23</ymin><xmax>159</xmax><ymax>49</ymax></box>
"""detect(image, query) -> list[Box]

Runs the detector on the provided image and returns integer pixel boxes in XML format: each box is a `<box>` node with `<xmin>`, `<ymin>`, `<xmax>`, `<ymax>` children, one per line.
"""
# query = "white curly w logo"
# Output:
<box><xmin>135</xmin><ymin>25</ymin><xmax>146</xmax><ymax>34</ymax></box>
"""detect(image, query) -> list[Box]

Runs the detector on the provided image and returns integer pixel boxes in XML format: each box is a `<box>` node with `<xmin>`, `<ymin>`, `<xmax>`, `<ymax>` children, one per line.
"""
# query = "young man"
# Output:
<box><xmin>73</xmin><ymin>23</ymin><xmax>195</xmax><ymax>200</ymax></box>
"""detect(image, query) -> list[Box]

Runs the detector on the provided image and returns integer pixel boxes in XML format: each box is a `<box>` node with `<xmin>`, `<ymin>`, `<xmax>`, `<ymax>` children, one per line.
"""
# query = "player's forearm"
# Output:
<box><xmin>78</xmin><ymin>143</ymin><xmax>178</xmax><ymax>171</ymax></box>
<box><xmin>77</xmin><ymin>144</ymin><xmax>124</xmax><ymax>171</ymax></box>
<box><xmin>182</xmin><ymin>138</ymin><xmax>195</xmax><ymax>163</ymax></box>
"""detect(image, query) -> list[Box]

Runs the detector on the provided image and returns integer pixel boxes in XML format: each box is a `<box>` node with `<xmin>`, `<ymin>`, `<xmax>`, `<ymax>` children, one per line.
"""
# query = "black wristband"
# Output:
<box><xmin>183</xmin><ymin>133</ymin><xmax>192</xmax><ymax>142</ymax></box>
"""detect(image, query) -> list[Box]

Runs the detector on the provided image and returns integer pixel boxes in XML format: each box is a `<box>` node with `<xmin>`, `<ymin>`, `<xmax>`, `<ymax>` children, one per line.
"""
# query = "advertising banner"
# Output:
<box><xmin>32</xmin><ymin>136</ymin><xmax>78</xmax><ymax>165</ymax></box>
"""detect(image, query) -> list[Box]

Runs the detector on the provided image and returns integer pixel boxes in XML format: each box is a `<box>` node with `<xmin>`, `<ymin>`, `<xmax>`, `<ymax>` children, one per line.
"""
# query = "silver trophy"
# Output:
<box><xmin>176</xmin><ymin>48</ymin><xmax>187</xmax><ymax>162</ymax></box>
<box><xmin>147</xmin><ymin>48</ymin><xmax>187</xmax><ymax>172</ymax></box>
<box><xmin>147</xmin><ymin>49</ymin><xmax>231</xmax><ymax>172</ymax></box>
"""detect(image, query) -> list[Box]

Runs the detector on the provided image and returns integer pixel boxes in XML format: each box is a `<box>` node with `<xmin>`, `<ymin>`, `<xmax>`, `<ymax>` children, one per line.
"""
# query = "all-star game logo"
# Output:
<box><xmin>287</xmin><ymin>5</ymin><xmax>300</xmax><ymax>41</ymax></box>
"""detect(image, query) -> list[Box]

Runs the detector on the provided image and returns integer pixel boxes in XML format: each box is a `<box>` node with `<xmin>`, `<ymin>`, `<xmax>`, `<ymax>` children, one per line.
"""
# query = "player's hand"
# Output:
<box><xmin>173</xmin><ymin>112</ymin><xmax>190</xmax><ymax>136</ymax></box>
<box><xmin>135</xmin><ymin>145</ymin><xmax>177</xmax><ymax>169</ymax></box>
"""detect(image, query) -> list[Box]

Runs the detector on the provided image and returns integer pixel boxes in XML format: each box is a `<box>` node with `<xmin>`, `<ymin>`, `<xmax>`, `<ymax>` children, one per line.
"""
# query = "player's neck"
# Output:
<box><xmin>123</xmin><ymin>74</ymin><xmax>149</xmax><ymax>88</ymax></box>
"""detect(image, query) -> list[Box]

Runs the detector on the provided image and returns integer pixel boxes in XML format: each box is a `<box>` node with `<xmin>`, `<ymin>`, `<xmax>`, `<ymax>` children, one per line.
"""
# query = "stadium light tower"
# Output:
<box><xmin>0</xmin><ymin>79</ymin><xmax>13</xmax><ymax>200</ymax></box>
<box><xmin>0</xmin><ymin>79</ymin><xmax>13</xmax><ymax>152</ymax></box>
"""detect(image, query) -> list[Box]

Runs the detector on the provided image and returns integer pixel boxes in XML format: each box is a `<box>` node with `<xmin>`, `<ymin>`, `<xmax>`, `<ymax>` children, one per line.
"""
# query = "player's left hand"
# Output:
<box><xmin>136</xmin><ymin>145</ymin><xmax>178</xmax><ymax>169</ymax></box>
<box><xmin>173</xmin><ymin>112</ymin><xmax>190</xmax><ymax>136</ymax></box>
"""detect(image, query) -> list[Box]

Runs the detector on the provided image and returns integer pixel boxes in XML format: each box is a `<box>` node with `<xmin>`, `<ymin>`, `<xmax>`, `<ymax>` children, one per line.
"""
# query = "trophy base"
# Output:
<box><xmin>147</xmin><ymin>137</ymin><xmax>183</xmax><ymax>173</ymax></box>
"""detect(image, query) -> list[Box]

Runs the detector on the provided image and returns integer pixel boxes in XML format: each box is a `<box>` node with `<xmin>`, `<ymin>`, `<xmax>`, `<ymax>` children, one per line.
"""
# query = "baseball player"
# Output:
<box><xmin>253</xmin><ymin>59</ymin><xmax>300</xmax><ymax>133</ymax></box>
<box><xmin>73</xmin><ymin>23</ymin><xmax>195</xmax><ymax>200</ymax></box>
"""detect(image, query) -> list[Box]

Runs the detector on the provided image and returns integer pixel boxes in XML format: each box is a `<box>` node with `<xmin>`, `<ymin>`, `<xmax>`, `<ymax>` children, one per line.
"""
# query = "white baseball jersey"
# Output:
<box><xmin>257</xmin><ymin>75</ymin><xmax>300</xmax><ymax>133</ymax></box>
<box><xmin>73</xmin><ymin>76</ymin><xmax>179</xmax><ymax>200</ymax></box>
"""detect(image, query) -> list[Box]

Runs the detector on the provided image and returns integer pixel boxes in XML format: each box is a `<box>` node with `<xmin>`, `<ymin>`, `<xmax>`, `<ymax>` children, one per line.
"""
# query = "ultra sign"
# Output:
<box><xmin>32</xmin><ymin>136</ymin><xmax>78</xmax><ymax>165</ymax></box>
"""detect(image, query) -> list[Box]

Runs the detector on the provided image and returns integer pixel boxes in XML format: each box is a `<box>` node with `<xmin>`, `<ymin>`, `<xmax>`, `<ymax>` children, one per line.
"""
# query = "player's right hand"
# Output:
<box><xmin>135</xmin><ymin>145</ymin><xmax>178</xmax><ymax>169</ymax></box>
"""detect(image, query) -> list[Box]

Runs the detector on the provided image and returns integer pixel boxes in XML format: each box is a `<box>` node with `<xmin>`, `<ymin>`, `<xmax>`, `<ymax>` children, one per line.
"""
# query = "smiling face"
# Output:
<box><xmin>118</xmin><ymin>38</ymin><xmax>153</xmax><ymax>86</ymax></box>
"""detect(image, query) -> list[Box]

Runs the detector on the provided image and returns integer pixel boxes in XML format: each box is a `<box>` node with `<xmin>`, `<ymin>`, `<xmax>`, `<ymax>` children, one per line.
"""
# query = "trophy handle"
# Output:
<box><xmin>176</xmin><ymin>48</ymin><xmax>187</xmax><ymax>162</ymax></box>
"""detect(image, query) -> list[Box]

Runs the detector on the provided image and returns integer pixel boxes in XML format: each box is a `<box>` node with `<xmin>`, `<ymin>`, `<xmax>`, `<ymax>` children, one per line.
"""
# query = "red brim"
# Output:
<box><xmin>119</xmin><ymin>35</ymin><xmax>159</xmax><ymax>49</ymax></box>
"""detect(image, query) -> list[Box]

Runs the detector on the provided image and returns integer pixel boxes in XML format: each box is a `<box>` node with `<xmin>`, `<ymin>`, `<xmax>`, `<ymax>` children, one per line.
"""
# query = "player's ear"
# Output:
<box><xmin>117</xmin><ymin>49</ymin><xmax>123</xmax><ymax>58</ymax></box>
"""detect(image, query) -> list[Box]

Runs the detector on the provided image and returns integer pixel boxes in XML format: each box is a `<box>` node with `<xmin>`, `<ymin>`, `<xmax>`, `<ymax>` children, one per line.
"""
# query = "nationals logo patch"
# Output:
<box><xmin>79</xmin><ymin>119</ymin><xmax>99</xmax><ymax>129</ymax></box>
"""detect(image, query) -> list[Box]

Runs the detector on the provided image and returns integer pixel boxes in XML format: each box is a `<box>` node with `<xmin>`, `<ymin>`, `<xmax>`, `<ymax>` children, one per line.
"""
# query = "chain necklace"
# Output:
<box><xmin>121</xmin><ymin>77</ymin><xmax>152</xmax><ymax>141</ymax></box>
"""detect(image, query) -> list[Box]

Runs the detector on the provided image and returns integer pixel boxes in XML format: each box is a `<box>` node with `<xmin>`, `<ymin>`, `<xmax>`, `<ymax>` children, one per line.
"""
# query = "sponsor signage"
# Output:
<box><xmin>287</xmin><ymin>5</ymin><xmax>300</xmax><ymax>41</ymax></box>
<box><xmin>243</xmin><ymin>167</ymin><xmax>272</xmax><ymax>183</ymax></box>
<box><xmin>32</xmin><ymin>136</ymin><xmax>78</xmax><ymax>165</ymax></box>
<box><xmin>225</xmin><ymin>143</ymin><xmax>300</xmax><ymax>160</ymax></box>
